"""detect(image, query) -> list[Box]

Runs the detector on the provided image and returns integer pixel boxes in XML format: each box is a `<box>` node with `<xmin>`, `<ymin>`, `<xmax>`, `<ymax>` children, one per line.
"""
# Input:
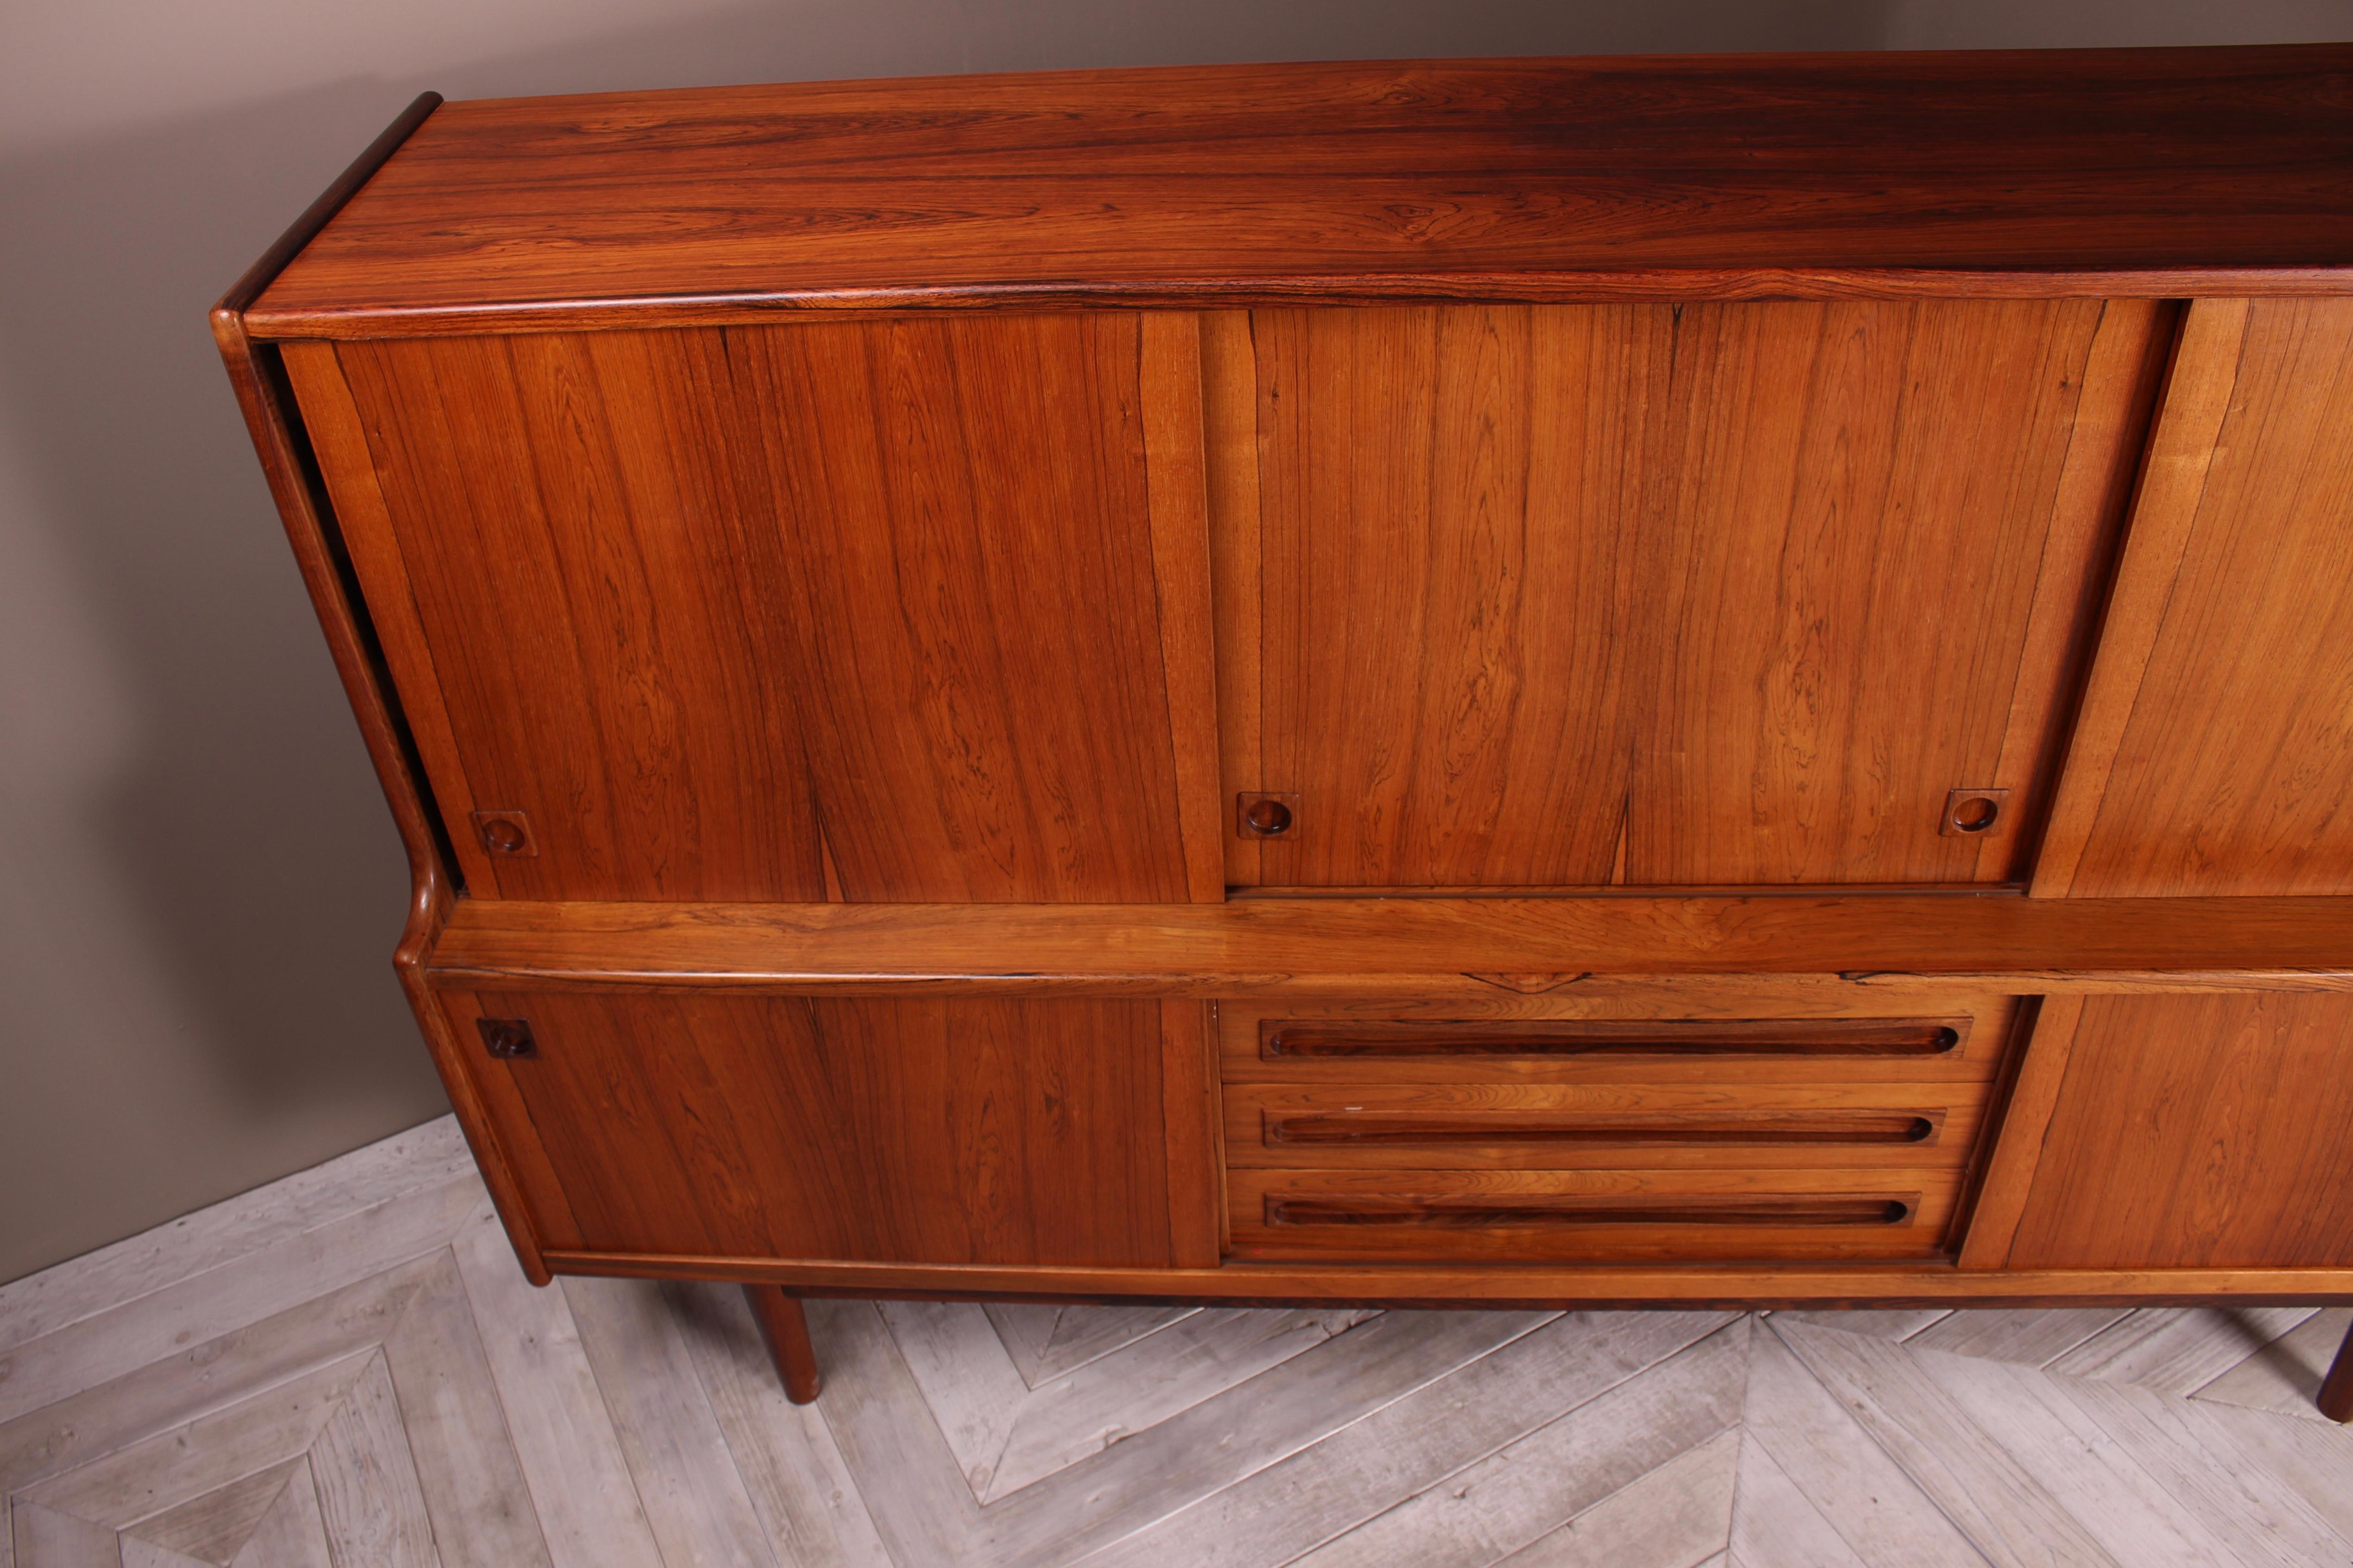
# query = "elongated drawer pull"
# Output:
<box><xmin>1265</xmin><ymin>1111</ymin><xmax>1941</xmax><ymax>1147</ymax></box>
<box><xmin>1260</xmin><ymin>1018</ymin><xmax>1965</xmax><ymax>1060</ymax></box>
<box><xmin>1263</xmin><ymin>1193</ymin><xmax>1917</xmax><ymax>1228</ymax></box>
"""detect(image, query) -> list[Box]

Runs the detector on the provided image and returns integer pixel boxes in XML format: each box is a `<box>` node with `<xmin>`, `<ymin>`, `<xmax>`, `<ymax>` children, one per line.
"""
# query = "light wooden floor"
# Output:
<box><xmin>5</xmin><ymin>1118</ymin><xmax>2349</xmax><ymax>1567</ymax></box>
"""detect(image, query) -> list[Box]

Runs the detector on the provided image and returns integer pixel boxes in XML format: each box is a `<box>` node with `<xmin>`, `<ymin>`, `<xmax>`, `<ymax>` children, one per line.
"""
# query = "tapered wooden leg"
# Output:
<box><xmin>745</xmin><ymin>1285</ymin><xmax>822</xmax><ymax>1404</ymax></box>
<box><xmin>2321</xmin><ymin>1314</ymin><xmax>2353</xmax><ymax>1423</ymax></box>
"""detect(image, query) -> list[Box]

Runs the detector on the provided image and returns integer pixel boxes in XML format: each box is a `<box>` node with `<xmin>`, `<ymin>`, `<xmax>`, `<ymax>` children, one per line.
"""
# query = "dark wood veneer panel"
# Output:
<box><xmin>1254</xmin><ymin>299</ymin><xmax>2156</xmax><ymax>887</ymax></box>
<box><xmin>455</xmin><ymin>991</ymin><xmax>1175</xmax><ymax>1267</ymax></box>
<box><xmin>1255</xmin><ymin>304</ymin><xmax>1656</xmax><ymax>887</ymax></box>
<box><xmin>317</xmin><ymin>315</ymin><xmax>1199</xmax><ymax>902</ymax></box>
<box><xmin>721</xmin><ymin>312</ymin><xmax>1193</xmax><ymax>901</ymax></box>
<box><xmin>2010</xmin><ymin>994</ymin><xmax>2353</xmax><ymax>1270</ymax></box>
<box><xmin>2067</xmin><ymin>298</ymin><xmax>2353</xmax><ymax>896</ymax></box>
<box><xmin>247</xmin><ymin>48</ymin><xmax>2353</xmax><ymax>333</ymax></box>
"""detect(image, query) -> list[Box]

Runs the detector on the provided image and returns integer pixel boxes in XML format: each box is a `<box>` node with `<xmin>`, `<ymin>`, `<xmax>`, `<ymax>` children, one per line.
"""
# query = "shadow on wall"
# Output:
<box><xmin>0</xmin><ymin>0</ymin><xmax>1901</xmax><ymax>1279</ymax></box>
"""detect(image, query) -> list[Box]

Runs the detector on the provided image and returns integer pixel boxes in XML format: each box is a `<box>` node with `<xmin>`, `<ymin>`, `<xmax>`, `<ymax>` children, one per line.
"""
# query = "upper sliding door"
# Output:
<box><xmin>1229</xmin><ymin>299</ymin><xmax>2169</xmax><ymax>889</ymax></box>
<box><xmin>2040</xmin><ymin>297</ymin><xmax>2353</xmax><ymax>898</ymax></box>
<box><xmin>285</xmin><ymin>314</ymin><xmax>1222</xmax><ymax>903</ymax></box>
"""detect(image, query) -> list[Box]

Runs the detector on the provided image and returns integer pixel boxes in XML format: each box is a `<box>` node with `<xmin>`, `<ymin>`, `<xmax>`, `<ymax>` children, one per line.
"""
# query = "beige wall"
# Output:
<box><xmin>2</xmin><ymin>0</ymin><xmax>2347</xmax><ymax>1285</ymax></box>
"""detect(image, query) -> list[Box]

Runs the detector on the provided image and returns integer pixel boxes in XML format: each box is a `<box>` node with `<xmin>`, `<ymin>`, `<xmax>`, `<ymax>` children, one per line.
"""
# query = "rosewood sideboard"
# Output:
<box><xmin>215</xmin><ymin>46</ymin><xmax>2353</xmax><ymax>1417</ymax></box>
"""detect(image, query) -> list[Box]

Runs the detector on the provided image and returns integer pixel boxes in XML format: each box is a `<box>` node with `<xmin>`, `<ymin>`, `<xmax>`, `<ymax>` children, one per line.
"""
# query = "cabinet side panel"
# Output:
<box><xmin>2066</xmin><ymin>297</ymin><xmax>2353</xmax><ymax>895</ymax></box>
<box><xmin>2009</xmin><ymin>993</ymin><xmax>2353</xmax><ymax>1269</ymax></box>
<box><xmin>448</xmin><ymin>991</ymin><xmax>1176</xmax><ymax>1268</ymax></box>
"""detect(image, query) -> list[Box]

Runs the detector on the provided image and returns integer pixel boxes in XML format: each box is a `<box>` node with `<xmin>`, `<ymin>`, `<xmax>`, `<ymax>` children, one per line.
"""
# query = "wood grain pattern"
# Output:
<box><xmin>1160</xmin><ymin>1003</ymin><xmax>1223</xmax><ymax>1267</ymax></box>
<box><xmin>1201</xmin><ymin>310</ymin><xmax>1265</xmax><ymax>890</ymax></box>
<box><xmin>2010</xmin><ymin>995</ymin><xmax>2353</xmax><ymax>1270</ymax></box>
<box><xmin>242</xmin><ymin>48</ymin><xmax>2353</xmax><ymax>337</ymax></box>
<box><xmin>1636</xmin><ymin>298</ymin><xmax>2152</xmax><ymax>886</ymax></box>
<box><xmin>207</xmin><ymin>92</ymin><xmax>554</xmax><ymax>1288</ymax></box>
<box><xmin>1087</xmin><ymin>1312</ymin><xmax>1736</xmax><ymax>1568</ymax></box>
<box><xmin>220</xmin><ymin>68</ymin><xmax>2353</xmax><ymax>1372</ymax></box>
<box><xmin>1225</xmin><ymin>1081</ymin><xmax>1985</xmax><ymax>1170</ymax></box>
<box><xmin>2034</xmin><ymin>298</ymin><xmax>2252</xmax><ymax>896</ymax></box>
<box><xmin>426</xmin><ymin>894</ymin><xmax>2353</xmax><ymax>999</ymax></box>
<box><xmin>448</xmin><ymin>991</ymin><xmax>1176</xmax><ymax>1268</ymax></box>
<box><xmin>2055</xmin><ymin>299</ymin><xmax>2353</xmax><ymax>896</ymax></box>
<box><xmin>1363</xmin><ymin>1335</ymin><xmax>1755</xmax><ymax>1568</ymax></box>
<box><xmin>1770</xmin><ymin>1318</ymin><xmax>2125</xmax><ymax>1568</ymax></box>
<box><xmin>1220</xmin><ymin>998</ymin><xmax>2021</xmax><ymax>1085</ymax></box>
<box><xmin>19</xmin><ymin>1117</ymin><xmax>2352</xmax><ymax>1562</ymax></box>
<box><xmin>1957</xmin><ymin>996</ymin><xmax>2085</xmax><ymax>1270</ymax></box>
<box><xmin>1255</xmin><ymin>304</ymin><xmax>1655</xmax><ymax>886</ymax></box>
<box><xmin>1251</xmin><ymin>300</ymin><xmax>2154</xmax><ymax>887</ymax></box>
<box><xmin>304</xmin><ymin>314</ymin><xmax>1213</xmax><ymax>902</ymax></box>
<box><xmin>1736</xmin><ymin>1323</ymin><xmax>1994</xmax><ymax>1568</ymax></box>
<box><xmin>1994</xmin><ymin>301</ymin><xmax>2178</xmax><ymax>871</ymax></box>
<box><xmin>557</xmin><ymin>1246</ymin><xmax>2353</xmax><ymax>1306</ymax></box>
<box><xmin>322</xmin><ymin>328</ymin><xmax>831</xmax><ymax>902</ymax></box>
<box><xmin>278</xmin><ymin>341</ymin><xmax>499</xmax><ymax>898</ymax></box>
<box><xmin>444</xmin><ymin>1201</ymin><xmax>667</xmax><ymax>1565</ymax></box>
<box><xmin>2050</xmin><ymin>1303</ymin><xmax>2321</xmax><ymax>1393</ymax></box>
<box><xmin>558</xmin><ymin>1276</ymin><xmax>783</xmax><ymax>1567</ymax></box>
<box><xmin>1138</xmin><ymin>314</ymin><xmax>1228</xmax><ymax>903</ymax></box>
<box><xmin>1256</xmin><ymin>1016</ymin><xmax>1971</xmax><ymax>1062</ymax></box>
<box><xmin>1227</xmin><ymin>1167</ymin><xmax>1960</xmax><ymax>1263</ymax></box>
<box><xmin>722</xmin><ymin>312</ymin><xmax>1195</xmax><ymax>901</ymax></box>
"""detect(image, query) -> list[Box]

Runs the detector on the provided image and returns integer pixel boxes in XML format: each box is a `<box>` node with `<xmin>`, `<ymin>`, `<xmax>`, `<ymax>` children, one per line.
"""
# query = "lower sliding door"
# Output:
<box><xmin>440</xmin><ymin>990</ymin><xmax>1218</xmax><ymax>1270</ymax></box>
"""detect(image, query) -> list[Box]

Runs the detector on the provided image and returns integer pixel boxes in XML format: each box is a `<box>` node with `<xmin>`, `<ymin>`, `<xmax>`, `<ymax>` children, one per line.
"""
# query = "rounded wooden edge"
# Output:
<box><xmin>214</xmin><ymin>91</ymin><xmax>444</xmax><ymax>320</ymax></box>
<box><xmin>209</xmin><ymin>90</ymin><xmax>565</xmax><ymax>1285</ymax></box>
<box><xmin>242</xmin><ymin>266</ymin><xmax>2353</xmax><ymax>341</ymax></box>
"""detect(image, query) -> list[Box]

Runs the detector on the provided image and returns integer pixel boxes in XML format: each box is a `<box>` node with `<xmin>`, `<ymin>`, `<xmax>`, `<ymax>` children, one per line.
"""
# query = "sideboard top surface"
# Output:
<box><xmin>246</xmin><ymin>45</ymin><xmax>2353</xmax><ymax>336</ymax></box>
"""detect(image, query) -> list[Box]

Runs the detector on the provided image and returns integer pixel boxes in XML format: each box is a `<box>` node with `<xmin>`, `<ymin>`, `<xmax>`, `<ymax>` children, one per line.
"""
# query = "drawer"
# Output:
<box><xmin>1228</xmin><ymin>1167</ymin><xmax>1962</xmax><ymax>1263</ymax></box>
<box><xmin>1220</xmin><ymin>999</ymin><xmax>2022</xmax><ymax>1086</ymax></box>
<box><xmin>1225</xmin><ymin>1081</ymin><xmax>1988</xmax><ymax>1170</ymax></box>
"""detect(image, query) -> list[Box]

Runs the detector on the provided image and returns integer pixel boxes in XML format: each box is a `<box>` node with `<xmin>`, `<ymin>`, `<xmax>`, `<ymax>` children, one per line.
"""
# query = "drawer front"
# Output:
<box><xmin>1227</xmin><ymin>1081</ymin><xmax>1986</xmax><ymax>1170</ymax></box>
<box><xmin>1228</xmin><ymin>1167</ymin><xmax>1963</xmax><ymax>1262</ymax></box>
<box><xmin>1221</xmin><ymin>998</ymin><xmax>2021</xmax><ymax>1086</ymax></box>
<box><xmin>1218</xmin><ymin>996</ymin><xmax>2018</xmax><ymax>1262</ymax></box>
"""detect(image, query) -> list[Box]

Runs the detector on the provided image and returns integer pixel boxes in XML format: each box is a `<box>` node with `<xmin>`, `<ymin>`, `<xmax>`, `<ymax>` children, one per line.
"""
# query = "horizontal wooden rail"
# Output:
<box><xmin>429</xmin><ymin>894</ymin><xmax>2353</xmax><ymax>998</ymax></box>
<box><xmin>540</xmin><ymin>1249</ymin><xmax>2353</xmax><ymax>1307</ymax></box>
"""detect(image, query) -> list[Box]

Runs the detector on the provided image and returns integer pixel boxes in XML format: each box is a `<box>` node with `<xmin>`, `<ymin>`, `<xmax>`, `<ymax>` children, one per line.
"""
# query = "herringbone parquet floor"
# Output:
<box><xmin>5</xmin><ymin>1118</ymin><xmax>2348</xmax><ymax>1567</ymax></box>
